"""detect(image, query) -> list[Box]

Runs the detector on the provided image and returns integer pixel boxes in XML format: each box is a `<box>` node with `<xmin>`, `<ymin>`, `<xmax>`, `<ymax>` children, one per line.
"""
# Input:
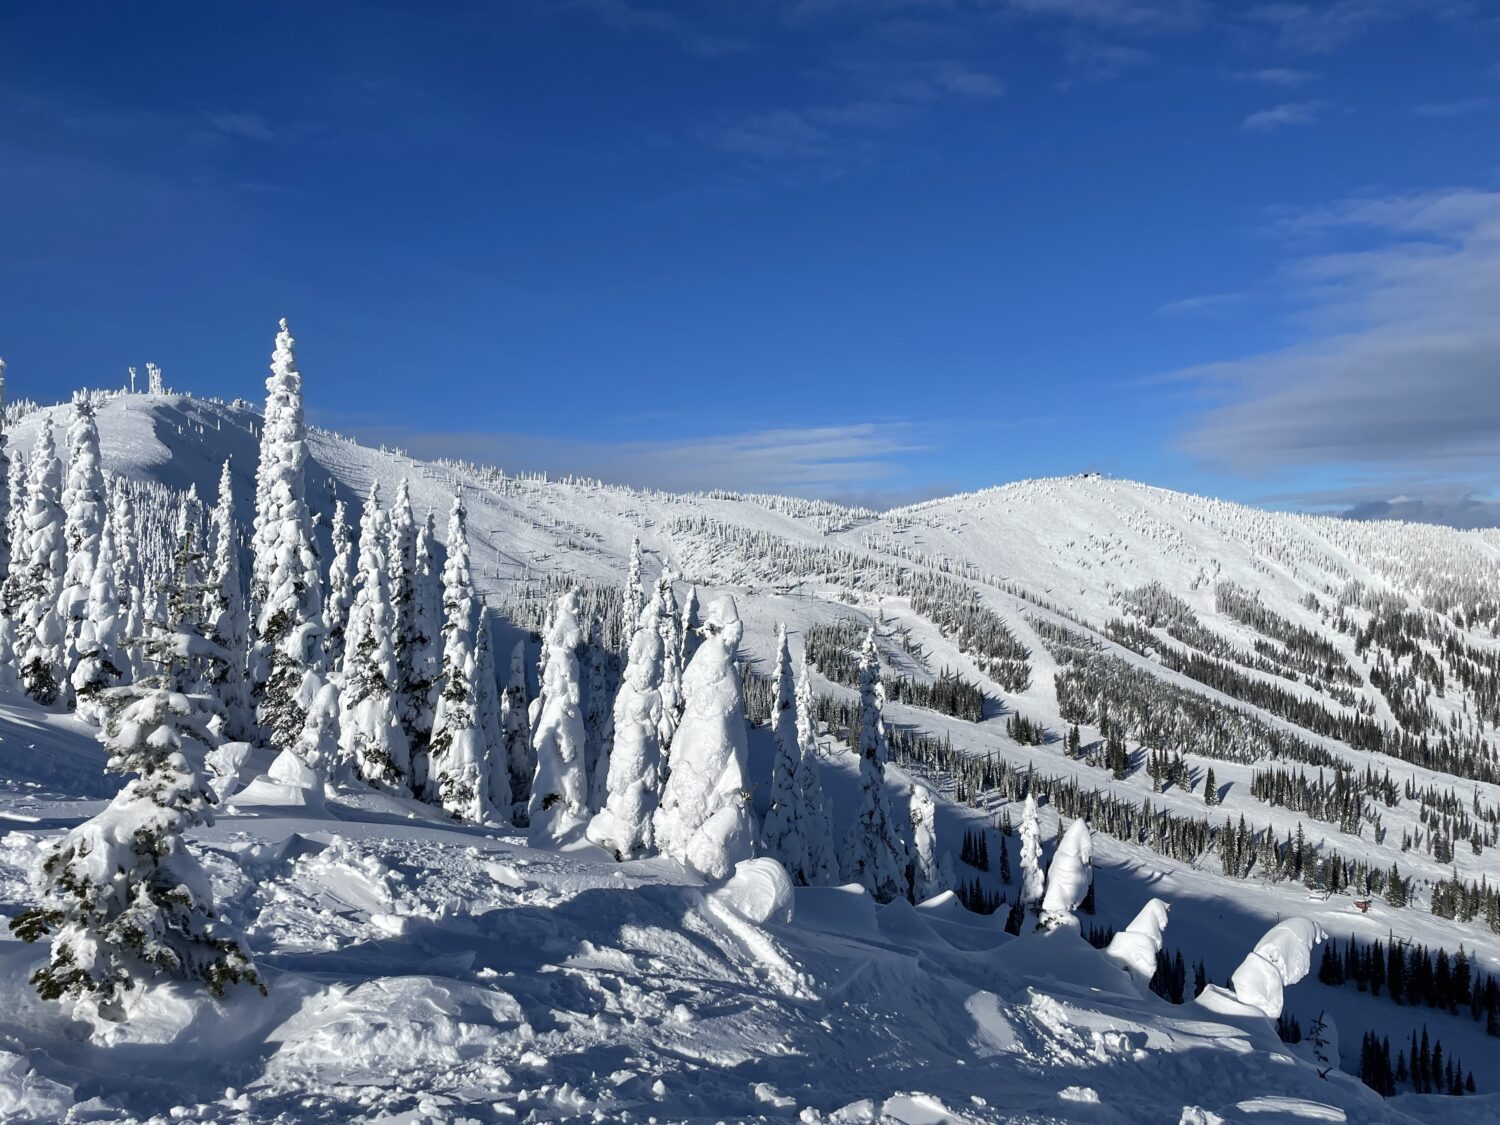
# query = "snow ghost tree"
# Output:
<box><xmin>70</xmin><ymin>514</ymin><xmax>124</xmax><ymax>724</ymax></box>
<box><xmin>337</xmin><ymin>484</ymin><xmax>411</xmax><ymax>789</ymax></box>
<box><xmin>621</xmin><ymin>535</ymin><xmax>646</xmax><ymax>651</ymax></box>
<box><xmin>386</xmin><ymin>479</ymin><xmax>424</xmax><ymax>781</ymax></box>
<box><xmin>653</xmin><ymin>594</ymin><xmax>756</xmax><ymax>882</ymax></box>
<box><xmin>323</xmin><ymin>498</ymin><xmax>354</xmax><ymax>675</ymax></box>
<box><xmin>8</xmin><ymin>688</ymin><xmax>262</xmax><ymax>1020</ymax></box>
<box><xmin>204</xmin><ymin>460</ymin><xmax>252</xmax><ymax>741</ymax></box>
<box><xmin>528</xmin><ymin>589</ymin><xmax>590</xmax><ymax>841</ymax></box>
<box><xmin>407</xmin><ymin>510</ymin><xmax>444</xmax><ymax>787</ymax></box>
<box><xmin>250</xmin><ymin>318</ymin><xmax>324</xmax><ymax>751</ymax></box>
<box><xmin>909</xmin><ymin>781</ymin><xmax>948</xmax><ymax>902</ymax></box>
<box><xmin>1038</xmin><ymin>819</ymin><xmax>1093</xmax><ymax>931</ymax></box>
<box><xmin>428</xmin><ymin>493</ymin><xmax>503</xmax><ymax>822</ymax></box>
<box><xmin>294</xmin><ymin>676</ymin><xmax>342</xmax><ymax>778</ymax></box>
<box><xmin>60</xmin><ymin>391</ymin><xmax>107</xmax><ymax>691</ymax></box>
<box><xmin>793</xmin><ymin>658</ymin><xmax>838</xmax><ymax>885</ymax></box>
<box><xmin>583</xmin><ymin>618</ymin><xmax>616</xmax><ymax>813</ymax></box>
<box><xmin>473</xmin><ymin>604</ymin><xmax>506</xmax><ymax>814</ymax></box>
<box><xmin>587</xmin><ymin>589</ymin><xmax>666</xmax><ymax>860</ymax></box>
<box><xmin>1018</xmin><ymin>794</ymin><xmax>1045</xmax><ymax>918</ymax></box>
<box><xmin>502</xmin><ymin>640</ymin><xmax>533</xmax><ymax>818</ymax></box>
<box><xmin>760</xmin><ymin>625</ymin><xmax>810</xmax><ymax>881</ymax></box>
<box><xmin>841</xmin><ymin>628</ymin><xmax>907</xmax><ymax>902</ymax></box>
<box><xmin>111</xmin><ymin>486</ymin><xmax>145</xmax><ymax>681</ymax></box>
<box><xmin>654</xmin><ymin>568</ymin><xmax>684</xmax><ymax>770</ymax></box>
<box><xmin>1229</xmin><ymin>917</ymin><xmax>1326</xmax><ymax>1019</ymax></box>
<box><xmin>1106</xmin><ymin>899</ymin><xmax>1171</xmax><ymax>982</ymax></box>
<box><xmin>0</xmin><ymin>358</ymin><xmax>10</xmax><ymax>590</ymax></box>
<box><xmin>16</xmin><ymin>419</ymin><xmax>68</xmax><ymax>705</ymax></box>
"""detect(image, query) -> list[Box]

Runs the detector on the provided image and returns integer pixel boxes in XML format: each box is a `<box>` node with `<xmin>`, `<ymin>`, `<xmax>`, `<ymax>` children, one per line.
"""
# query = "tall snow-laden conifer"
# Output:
<box><xmin>0</xmin><ymin>358</ymin><xmax>11</xmax><ymax>590</ymax></box>
<box><xmin>323</xmin><ymin>499</ymin><xmax>354</xmax><ymax>675</ymax></box>
<box><xmin>111</xmin><ymin>486</ymin><xmax>145</xmax><ymax>681</ymax></box>
<box><xmin>473</xmin><ymin>603</ymin><xmax>506</xmax><ymax>810</ymax></box>
<box><xmin>205</xmin><ymin>461</ymin><xmax>252</xmax><ymax>741</ymax></box>
<box><xmin>1019</xmin><ymin>794</ymin><xmax>1045</xmax><ymax>917</ymax></box>
<box><xmin>60</xmin><ymin>391</ymin><xmax>107</xmax><ymax>692</ymax></box>
<box><xmin>653</xmin><ymin>594</ymin><xmax>756</xmax><ymax>881</ymax></box>
<box><xmin>387</xmin><ymin>480</ymin><xmax>420</xmax><ymax>769</ymax></box>
<box><xmin>428</xmin><ymin>494</ymin><xmax>503</xmax><ymax>822</ymax></box>
<box><xmin>909</xmin><ymin>782</ymin><xmax>948</xmax><ymax>902</ymax></box>
<box><xmin>502</xmin><ymin>640</ymin><xmax>533</xmax><ymax>818</ymax></box>
<box><xmin>16</xmin><ymin>419</ymin><xmax>67</xmax><ymax>705</ymax></box>
<box><xmin>654</xmin><ymin>569</ymin><xmax>684</xmax><ymax>775</ymax></box>
<box><xmin>250</xmin><ymin>318</ymin><xmax>323</xmax><ymax>750</ymax></box>
<box><xmin>140</xmin><ymin>489</ymin><xmax>224</xmax><ymax>698</ymax></box>
<box><xmin>71</xmin><ymin>513</ymin><xmax>123</xmax><ymax>724</ymax></box>
<box><xmin>794</xmin><ymin>658</ymin><xmax>838</xmax><ymax>885</ymax></box>
<box><xmin>527</xmin><ymin>589</ymin><xmax>590</xmax><ymax>841</ymax></box>
<box><xmin>583</xmin><ymin>620</ymin><xmax>616</xmax><ymax>812</ymax></box>
<box><xmin>622</xmin><ymin>536</ymin><xmax>646</xmax><ymax>651</ymax></box>
<box><xmin>587</xmin><ymin>591</ymin><xmax>665</xmax><ymax>860</ymax></box>
<box><xmin>841</xmin><ymin>628</ymin><xmax>906</xmax><ymax>902</ymax></box>
<box><xmin>337</xmin><ymin>484</ymin><xmax>409</xmax><ymax>788</ymax></box>
<box><xmin>760</xmin><ymin>624</ymin><xmax>809</xmax><ymax>880</ymax></box>
<box><xmin>406</xmin><ymin>508</ymin><xmax>443</xmax><ymax>790</ymax></box>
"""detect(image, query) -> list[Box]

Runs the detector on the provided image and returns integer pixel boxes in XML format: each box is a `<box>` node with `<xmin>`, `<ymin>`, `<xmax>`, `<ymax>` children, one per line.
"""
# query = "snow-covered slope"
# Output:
<box><xmin>4</xmin><ymin>390</ymin><xmax>1500</xmax><ymax>1121</ymax></box>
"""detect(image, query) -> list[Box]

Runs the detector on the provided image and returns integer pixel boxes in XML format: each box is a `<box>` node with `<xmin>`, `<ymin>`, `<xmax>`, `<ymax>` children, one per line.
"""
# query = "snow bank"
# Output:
<box><xmin>706</xmin><ymin>857</ymin><xmax>795</xmax><ymax>925</ymax></box>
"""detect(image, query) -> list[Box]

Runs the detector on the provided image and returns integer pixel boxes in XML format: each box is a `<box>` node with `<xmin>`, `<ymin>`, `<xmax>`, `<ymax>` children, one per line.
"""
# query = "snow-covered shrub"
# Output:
<box><xmin>1038</xmin><ymin>819</ymin><xmax>1092</xmax><ymax>930</ymax></box>
<box><xmin>1230</xmin><ymin>917</ymin><xmax>1325</xmax><ymax>1019</ymax></box>
<box><xmin>1106</xmin><ymin>899</ymin><xmax>1170</xmax><ymax>981</ymax></box>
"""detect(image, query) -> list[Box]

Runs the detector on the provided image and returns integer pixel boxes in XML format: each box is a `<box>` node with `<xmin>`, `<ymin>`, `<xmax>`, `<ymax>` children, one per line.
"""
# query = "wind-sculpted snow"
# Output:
<box><xmin>0</xmin><ymin>704</ymin><xmax>1446</xmax><ymax>1122</ymax></box>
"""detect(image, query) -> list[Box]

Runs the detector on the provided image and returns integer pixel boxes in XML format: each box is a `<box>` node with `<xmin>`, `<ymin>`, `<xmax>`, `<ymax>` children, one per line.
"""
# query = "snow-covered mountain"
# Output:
<box><xmin>3</xmin><ymin>387</ymin><xmax>1499</xmax><ymax>1122</ymax></box>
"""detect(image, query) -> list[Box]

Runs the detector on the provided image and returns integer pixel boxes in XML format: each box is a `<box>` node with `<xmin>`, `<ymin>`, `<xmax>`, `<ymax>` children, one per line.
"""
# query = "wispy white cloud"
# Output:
<box><xmin>331</xmin><ymin>421</ymin><xmax>937</xmax><ymax>499</ymax></box>
<box><xmin>1173</xmin><ymin>188</ymin><xmax>1500</xmax><ymax>480</ymax></box>
<box><xmin>1154</xmin><ymin>292</ymin><xmax>1246</xmax><ymax>317</ymax></box>
<box><xmin>1241</xmin><ymin>99</ymin><xmax>1325</xmax><ymax>129</ymax></box>
<box><xmin>1233</xmin><ymin>67</ymin><xmax>1320</xmax><ymax>87</ymax></box>
<box><xmin>1413</xmin><ymin>96</ymin><xmax>1498</xmax><ymax>117</ymax></box>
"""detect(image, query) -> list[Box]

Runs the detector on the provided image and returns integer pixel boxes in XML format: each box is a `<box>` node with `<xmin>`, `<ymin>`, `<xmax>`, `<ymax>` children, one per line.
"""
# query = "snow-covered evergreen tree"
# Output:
<box><xmin>387</xmin><ymin>479</ymin><xmax>421</xmax><ymax>773</ymax></box>
<box><xmin>759</xmin><ymin>625</ymin><xmax>810</xmax><ymax>880</ymax></box>
<box><xmin>149</xmin><ymin>488</ymin><xmax>213</xmax><ymax>696</ymax></box>
<box><xmin>15</xmin><ymin>419</ymin><xmax>68</xmax><ymax>705</ymax></box>
<box><xmin>0</xmin><ymin>358</ymin><xmax>11</xmax><ymax>591</ymax></box>
<box><xmin>1037</xmin><ymin>818</ymin><xmax>1092</xmax><ymax>931</ymax></box>
<box><xmin>654</xmin><ymin>568</ymin><xmax>684</xmax><ymax>776</ymax></box>
<box><xmin>337</xmin><ymin>484</ymin><xmax>410</xmax><ymax>789</ymax></box>
<box><xmin>680</xmin><ymin>584</ymin><xmax>702</xmax><ymax>667</ymax></box>
<box><xmin>1018</xmin><ymin>793</ymin><xmax>1045</xmax><ymax>917</ymax></box>
<box><xmin>793</xmin><ymin>658</ymin><xmax>838</xmax><ymax>885</ymax></box>
<box><xmin>250</xmin><ymin>318</ymin><xmax>324</xmax><ymax>750</ymax></box>
<box><xmin>527</xmin><ymin>589</ymin><xmax>590</xmax><ymax>841</ymax></box>
<box><xmin>653</xmin><ymin>594</ymin><xmax>756</xmax><ymax>881</ymax></box>
<box><xmin>840</xmin><ymin>628</ymin><xmax>906</xmax><ymax>902</ymax></box>
<box><xmin>8</xmin><ymin>688</ymin><xmax>261</xmax><ymax>1019</ymax></box>
<box><xmin>622</xmin><ymin>536</ymin><xmax>646</xmax><ymax>651</ymax></box>
<box><xmin>473</xmin><ymin>603</ymin><xmax>506</xmax><ymax>813</ymax></box>
<box><xmin>110</xmin><ymin>485</ymin><xmax>146</xmax><ymax>682</ymax></box>
<box><xmin>583</xmin><ymin>620</ymin><xmax>616</xmax><ymax>812</ymax></box>
<box><xmin>294</xmin><ymin>675</ymin><xmax>342</xmax><ymax>778</ymax></box>
<box><xmin>587</xmin><ymin>590</ymin><xmax>665</xmax><ymax>860</ymax></box>
<box><xmin>407</xmin><ymin>509</ymin><xmax>444</xmax><ymax>783</ymax></box>
<box><xmin>909</xmin><ymin>781</ymin><xmax>948</xmax><ymax>902</ymax></box>
<box><xmin>428</xmin><ymin>493</ymin><xmax>503</xmax><ymax>822</ymax></box>
<box><xmin>322</xmin><ymin>498</ymin><xmax>354</xmax><ymax>675</ymax></box>
<box><xmin>204</xmin><ymin>461</ymin><xmax>252</xmax><ymax>741</ymax></box>
<box><xmin>70</xmin><ymin>513</ymin><xmax>124</xmax><ymax>724</ymax></box>
<box><xmin>59</xmin><ymin>391</ymin><xmax>107</xmax><ymax>693</ymax></box>
<box><xmin>502</xmin><ymin>640</ymin><xmax>533</xmax><ymax>820</ymax></box>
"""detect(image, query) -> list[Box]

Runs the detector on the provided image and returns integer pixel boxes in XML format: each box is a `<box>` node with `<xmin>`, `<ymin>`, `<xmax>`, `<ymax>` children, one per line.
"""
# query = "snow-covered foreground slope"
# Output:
<box><xmin>0</xmin><ymin>693</ymin><xmax>1473</xmax><ymax>1124</ymax></box>
<box><xmin>6</xmin><ymin>389</ymin><xmax>1500</xmax><ymax>1120</ymax></box>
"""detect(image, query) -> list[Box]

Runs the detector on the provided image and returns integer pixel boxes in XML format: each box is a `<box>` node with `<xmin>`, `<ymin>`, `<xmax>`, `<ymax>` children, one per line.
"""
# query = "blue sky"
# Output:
<box><xmin>2</xmin><ymin>2</ymin><xmax>1497</xmax><ymax>516</ymax></box>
